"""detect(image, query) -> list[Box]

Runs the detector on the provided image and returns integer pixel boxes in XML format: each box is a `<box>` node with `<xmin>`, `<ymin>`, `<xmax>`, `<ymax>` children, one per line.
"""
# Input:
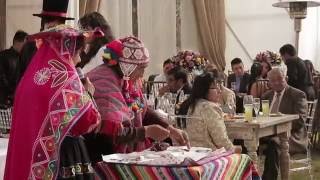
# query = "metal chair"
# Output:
<box><xmin>289</xmin><ymin>100</ymin><xmax>317</xmax><ymax>178</ymax></box>
<box><xmin>143</xmin><ymin>81</ymin><xmax>166</xmax><ymax>96</ymax></box>
<box><xmin>0</xmin><ymin>107</ymin><xmax>12</xmax><ymax>137</ymax></box>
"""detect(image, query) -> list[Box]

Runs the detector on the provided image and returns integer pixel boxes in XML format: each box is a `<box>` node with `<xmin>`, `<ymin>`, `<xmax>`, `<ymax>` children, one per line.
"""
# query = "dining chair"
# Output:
<box><xmin>0</xmin><ymin>107</ymin><xmax>12</xmax><ymax>137</ymax></box>
<box><xmin>289</xmin><ymin>100</ymin><xmax>317</xmax><ymax>179</ymax></box>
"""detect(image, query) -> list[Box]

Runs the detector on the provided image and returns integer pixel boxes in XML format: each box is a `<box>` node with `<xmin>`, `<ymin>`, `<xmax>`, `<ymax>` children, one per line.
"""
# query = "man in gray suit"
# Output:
<box><xmin>261</xmin><ymin>68</ymin><xmax>308</xmax><ymax>180</ymax></box>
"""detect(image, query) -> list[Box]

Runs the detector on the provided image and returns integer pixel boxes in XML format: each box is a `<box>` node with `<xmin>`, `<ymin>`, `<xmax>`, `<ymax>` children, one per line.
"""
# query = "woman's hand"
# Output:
<box><xmin>145</xmin><ymin>125</ymin><xmax>170</xmax><ymax>141</ymax></box>
<box><xmin>168</xmin><ymin>125</ymin><xmax>190</xmax><ymax>149</ymax></box>
<box><xmin>83</xmin><ymin>77</ymin><xmax>95</xmax><ymax>95</ymax></box>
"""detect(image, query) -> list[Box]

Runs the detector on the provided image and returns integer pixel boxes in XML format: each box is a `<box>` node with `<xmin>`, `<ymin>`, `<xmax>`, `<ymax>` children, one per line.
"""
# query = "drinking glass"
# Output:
<box><xmin>262</xmin><ymin>100</ymin><xmax>270</xmax><ymax>117</ymax></box>
<box><xmin>244</xmin><ymin>104</ymin><xmax>253</xmax><ymax>122</ymax></box>
<box><xmin>148</xmin><ymin>94</ymin><xmax>155</xmax><ymax>109</ymax></box>
<box><xmin>169</xmin><ymin>93</ymin><xmax>177</xmax><ymax>105</ymax></box>
<box><xmin>231</xmin><ymin>82</ymin><xmax>236</xmax><ymax>91</ymax></box>
<box><xmin>253</xmin><ymin>98</ymin><xmax>260</xmax><ymax>118</ymax></box>
<box><xmin>243</xmin><ymin>95</ymin><xmax>254</xmax><ymax>106</ymax></box>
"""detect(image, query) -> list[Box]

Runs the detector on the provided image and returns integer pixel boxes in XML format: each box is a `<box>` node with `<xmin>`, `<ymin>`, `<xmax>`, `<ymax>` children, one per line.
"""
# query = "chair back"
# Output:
<box><xmin>306</xmin><ymin>100</ymin><xmax>317</xmax><ymax>134</ymax></box>
<box><xmin>0</xmin><ymin>107</ymin><xmax>12</xmax><ymax>134</ymax></box>
<box><xmin>167</xmin><ymin>114</ymin><xmax>201</xmax><ymax>129</ymax></box>
<box><xmin>144</xmin><ymin>81</ymin><xmax>167</xmax><ymax>96</ymax></box>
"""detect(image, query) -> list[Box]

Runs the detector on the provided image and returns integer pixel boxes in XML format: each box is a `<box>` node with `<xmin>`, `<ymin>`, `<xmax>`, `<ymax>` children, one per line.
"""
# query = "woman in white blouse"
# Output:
<box><xmin>180</xmin><ymin>72</ymin><xmax>241</xmax><ymax>153</ymax></box>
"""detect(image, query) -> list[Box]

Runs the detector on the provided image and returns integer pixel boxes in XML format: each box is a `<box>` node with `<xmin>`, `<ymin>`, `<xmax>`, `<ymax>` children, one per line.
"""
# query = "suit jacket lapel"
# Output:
<box><xmin>279</xmin><ymin>86</ymin><xmax>290</xmax><ymax>113</ymax></box>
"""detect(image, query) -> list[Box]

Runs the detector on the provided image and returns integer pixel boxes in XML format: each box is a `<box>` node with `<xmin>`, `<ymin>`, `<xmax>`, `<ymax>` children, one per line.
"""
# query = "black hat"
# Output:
<box><xmin>33</xmin><ymin>0</ymin><xmax>74</xmax><ymax>20</ymax></box>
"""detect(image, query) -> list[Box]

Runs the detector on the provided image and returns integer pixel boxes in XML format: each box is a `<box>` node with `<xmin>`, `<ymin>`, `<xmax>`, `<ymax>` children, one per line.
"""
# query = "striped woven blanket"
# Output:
<box><xmin>97</xmin><ymin>153</ymin><xmax>261</xmax><ymax>180</ymax></box>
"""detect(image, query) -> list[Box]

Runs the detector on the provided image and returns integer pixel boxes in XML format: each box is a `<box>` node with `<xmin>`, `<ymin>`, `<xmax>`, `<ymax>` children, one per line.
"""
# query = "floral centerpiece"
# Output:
<box><xmin>172</xmin><ymin>50</ymin><xmax>208</xmax><ymax>74</ymax></box>
<box><xmin>255</xmin><ymin>50</ymin><xmax>282</xmax><ymax>66</ymax></box>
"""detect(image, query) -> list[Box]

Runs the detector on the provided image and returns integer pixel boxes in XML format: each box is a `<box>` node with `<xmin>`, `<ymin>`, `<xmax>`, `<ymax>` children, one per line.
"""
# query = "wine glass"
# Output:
<box><xmin>169</xmin><ymin>93</ymin><xmax>177</xmax><ymax>105</ymax></box>
<box><xmin>148</xmin><ymin>94</ymin><xmax>155</xmax><ymax>110</ymax></box>
<box><xmin>253</xmin><ymin>98</ymin><xmax>260</xmax><ymax>118</ymax></box>
<box><xmin>231</xmin><ymin>82</ymin><xmax>236</xmax><ymax>91</ymax></box>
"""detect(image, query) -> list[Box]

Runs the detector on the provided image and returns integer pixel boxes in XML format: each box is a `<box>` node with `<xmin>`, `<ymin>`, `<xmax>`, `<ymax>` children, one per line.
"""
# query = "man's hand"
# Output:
<box><xmin>159</xmin><ymin>85</ymin><xmax>170</xmax><ymax>96</ymax></box>
<box><xmin>168</xmin><ymin>125</ymin><xmax>190</xmax><ymax>149</ymax></box>
<box><xmin>145</xmin><ymin>125</ymin><xmax>170</xmax><ymax>141</ymax></box>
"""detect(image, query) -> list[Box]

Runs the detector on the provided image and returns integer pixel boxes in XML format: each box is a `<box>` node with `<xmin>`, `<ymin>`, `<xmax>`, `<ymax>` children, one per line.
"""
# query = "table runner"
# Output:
<box><xmin>98</xmin><ymin>153</ymin><xmax>260</xmax><ymax>180</ymax></box>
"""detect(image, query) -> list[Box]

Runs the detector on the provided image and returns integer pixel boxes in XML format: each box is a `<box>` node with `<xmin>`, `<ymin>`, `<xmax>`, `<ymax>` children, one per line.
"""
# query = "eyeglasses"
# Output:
<box><xmin>209</xmin><ymin>87</ymin><xmax>219</xmax><ymax>90</ymax></box>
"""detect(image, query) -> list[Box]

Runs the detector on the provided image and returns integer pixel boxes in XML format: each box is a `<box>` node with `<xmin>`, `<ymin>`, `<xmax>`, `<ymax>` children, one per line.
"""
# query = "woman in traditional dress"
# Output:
<box><xmin>4</xmin><ymin>25</ymin><xmax>101</xmax><ymax>180</ymax></box>
<box><xmin>84</xmin><ymin>36</ymin><xmax>189</xmax><ymax>164</ymax></box>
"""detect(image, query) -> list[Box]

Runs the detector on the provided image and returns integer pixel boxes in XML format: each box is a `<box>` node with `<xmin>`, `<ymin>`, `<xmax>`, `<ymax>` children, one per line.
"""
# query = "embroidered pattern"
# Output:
<box><xmin>49</xmin><ymin>60</ymin><xmax>68</xmax><ymax>88</ymax></box>
<box><xmin>34</xmin><ymin>68</ymin><xmax>51</xmax><ymax>85</ymax></box>
<box><xmin>29</xmin><ymin>75</ymin><xmax>92</xmax><ymax>179</ymax></box>
<box><xmin>33</xmin><ymin>60</ymin><xmax>69</xmax><ymax>88</ymax></box>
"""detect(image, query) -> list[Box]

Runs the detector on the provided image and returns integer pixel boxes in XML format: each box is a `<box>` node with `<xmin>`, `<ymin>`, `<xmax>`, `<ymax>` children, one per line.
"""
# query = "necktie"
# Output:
<box><xmin>271</xmin><ymin>92</ymin><xmax>281</xmax><ymax>113</ymax></box>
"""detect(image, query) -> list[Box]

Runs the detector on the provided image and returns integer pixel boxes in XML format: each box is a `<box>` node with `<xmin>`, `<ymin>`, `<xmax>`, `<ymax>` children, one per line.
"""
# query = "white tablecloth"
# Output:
<box><xmin>0</xmin><ymin>138</ymin><xmax>8</xmax><ymax>180</ymax></box>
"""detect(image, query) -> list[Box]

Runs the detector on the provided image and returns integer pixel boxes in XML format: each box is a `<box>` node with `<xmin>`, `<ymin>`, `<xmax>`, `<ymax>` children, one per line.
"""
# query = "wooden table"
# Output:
<box><xmin>225</xmin><ymin>114</ymin><xmax>299</xmax><ymax>180</ymax></box>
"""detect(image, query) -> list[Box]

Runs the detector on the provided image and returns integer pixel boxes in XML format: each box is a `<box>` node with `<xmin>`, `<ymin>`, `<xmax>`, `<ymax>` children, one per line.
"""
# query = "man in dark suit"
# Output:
<box><xmin>279</xmin><ymin>44</ymin><xmax>315</xmax><ymax>100</ymax></box>
<box><xmin>227</xmin><ymin>58</ymin><xmax>250</xmax><ymax>113</ymax></box>
<box><xmin>0</xmin><ymin>30</ymin><xmax>28</xmax><ymax>108</ymax></box>
<box><xmin>159</xmin><ymin>66</ymin><xmax>192</xmax><ymax>101</ymax></box>
<box><xmin>262</xmin><ymin>68</ymin><xmax>308</xmax><ymax>180</ymax></box>
<box><xmin>227</xmin><ymin>58</ymin><xmax>250</xmax><ymax>93</ymax></box>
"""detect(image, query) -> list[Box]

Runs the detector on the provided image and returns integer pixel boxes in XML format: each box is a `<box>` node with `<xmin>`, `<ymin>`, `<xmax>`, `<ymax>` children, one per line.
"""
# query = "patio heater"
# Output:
<box><xmin>272</xmin><ymin>0</ymin><xmax>320</xmax><ymax>53</ymax></box>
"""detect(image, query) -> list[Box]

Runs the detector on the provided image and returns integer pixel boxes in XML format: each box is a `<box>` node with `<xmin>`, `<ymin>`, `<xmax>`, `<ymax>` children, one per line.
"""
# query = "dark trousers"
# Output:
<box><xmin>262</xmin><ymin>139</ymin><xmax>280</xmax><ymax>180</ymax></box>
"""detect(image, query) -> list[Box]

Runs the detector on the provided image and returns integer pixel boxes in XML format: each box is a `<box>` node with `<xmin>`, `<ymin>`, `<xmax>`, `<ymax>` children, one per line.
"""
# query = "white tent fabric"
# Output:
<box><xmin>300</xmin><ymin>8</ymin><xmax>320</xmax><ymax>70</ymax></box>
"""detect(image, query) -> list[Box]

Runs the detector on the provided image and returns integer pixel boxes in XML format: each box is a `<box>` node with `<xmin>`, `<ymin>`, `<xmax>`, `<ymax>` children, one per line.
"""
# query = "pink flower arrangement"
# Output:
<box><xmin>172</xmin><ymin>50</ymin><xmax>208</xmax><ymax>72</ymax></box>
<box><xmin>255</xmin><ymin>51</ymin><xmax>282</xmax><ymax>66</ymax></box>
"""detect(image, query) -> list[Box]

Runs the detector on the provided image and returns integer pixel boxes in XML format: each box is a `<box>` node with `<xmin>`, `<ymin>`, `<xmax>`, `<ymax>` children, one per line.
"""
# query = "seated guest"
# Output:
<box><xmin>280</xmin><ymin>44</ymin><xmax>315</xmax><ymax>100</ymax></box>
<box><xmin>206</xmin><ymin>67</ymin><xmax>236</xmax><ymax>113</ymax></box>
<box><xmin>227</xmin><ymin>58</ymin><xmax>250</xmax><ymax>113</ymax></box>
<box><xmin>261</xmin><ymin>68</ymin><xmax>308</xmax><ymax>180</ymax></box>
<box><xmin>248</xmin><ymin>62</ymin><xmax>269</xmax><ymax>98</ymax></box>
<box><xmin>180</xmin><ymin>72</ymin><xmax>241</xmax><ymax>152</ymax></box>
<box><xmin>227</xmin><ymin>58</ymin><xmax>250</xmax><ymax>93</ymax></box>
<box><xmin>261</xmin><ymin>60</ymin><xmax>272</xmax><ymax>79</ymax></box>
<box><xmin>85</xmin><ymin>37</ymin><xmax>189</xmax><ymax>163</ymax></box>
<box><xmin>159</xmin><ymin>66</ymin><xmax>192</xmax><ymax>100</ymax></box>
<box><xmin>154</xmin><ymin>58</ymin><xmax>174</xmax><ymax>82</ymax></box>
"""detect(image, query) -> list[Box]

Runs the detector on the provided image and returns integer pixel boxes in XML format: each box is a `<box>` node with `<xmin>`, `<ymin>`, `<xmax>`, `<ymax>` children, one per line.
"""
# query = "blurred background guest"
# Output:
<box><xmin>159</xmin><ymin>66</ymin><xmax>192</xmax><ymax>99</ymax></box>
<box><xmin>261</xmin><ymin>60</ymin><xmax>272</xmax><ymax>79</ymax></box>
<box><xmin>0</xmin><ymin>30</ymin><xmax>28</xmax><ymax>108</ymax></box>
<box><xmin>154</xmin><ymin>58</ymin><xmax>174</xmax><ymax>82</ymax></box>
<box><xmin>227</xmin><ymin>57</ymin><xmax>250</xmax><ymax>93</ymax></box>
<box><xmin>77</xmin><ymin>12</ymin><xmax>115</xmax><ymax>73</ymax></box>
<box><xmin>280</xmin><ymin>44</ymin><xmax>315</xmax><ymax>100</ymax></box>
<box><xmin>248</xmin><ymin>62</ymin><xmax>269</xmax><ymax>98</ymax></box>
<box><xmin>227</xmin><ymin>58</ymin><xmax>250</xmax><ymax>113</ymax></box>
